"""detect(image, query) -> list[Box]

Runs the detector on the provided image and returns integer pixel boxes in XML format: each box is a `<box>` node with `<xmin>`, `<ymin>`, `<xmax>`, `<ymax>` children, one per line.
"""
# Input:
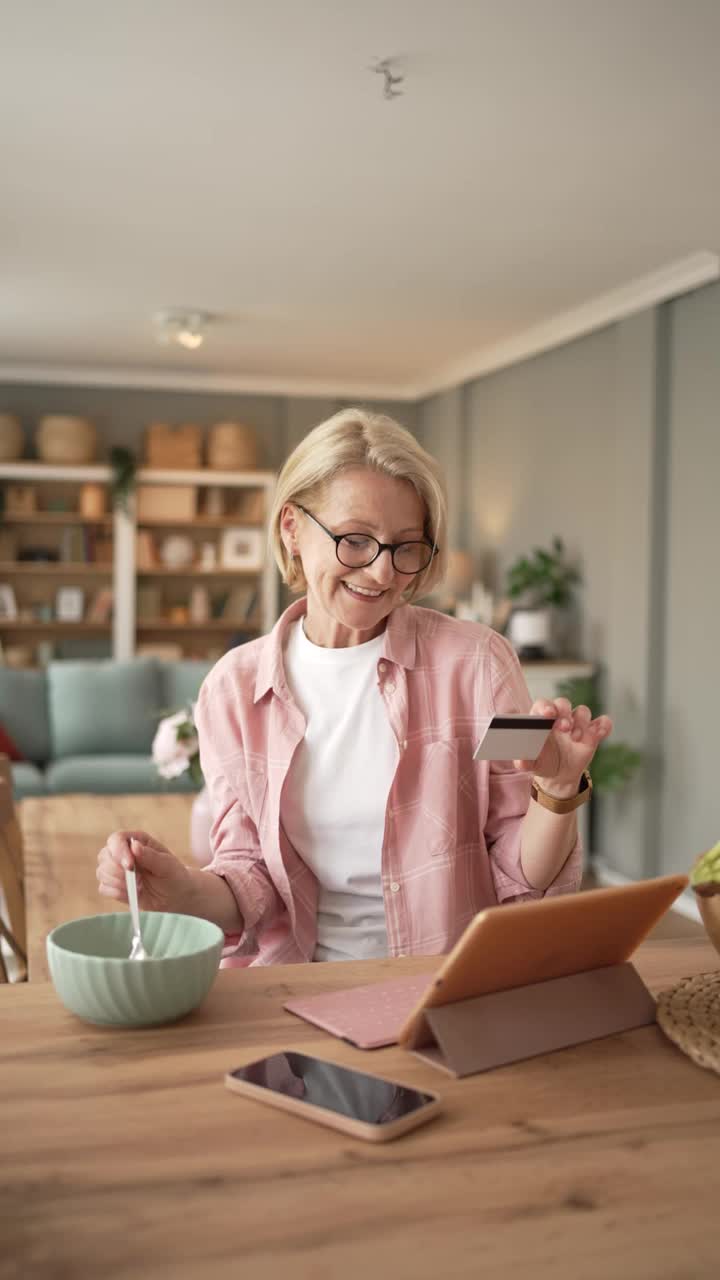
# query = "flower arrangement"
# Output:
<box><xmin>152</xmin><ymin>704</ymin><xmax>203</xmax><ymax>787</ymax></box>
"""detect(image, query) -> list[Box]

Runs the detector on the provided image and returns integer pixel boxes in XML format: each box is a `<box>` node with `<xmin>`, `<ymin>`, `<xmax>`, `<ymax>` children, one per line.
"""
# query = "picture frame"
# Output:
<box><xmin>0</xmin><ymin>583</ymin><xmax>18</xmax><ymax>621</ymax></box>
<box><xmin>55</xmin><ymin>586</ymin><xmax>85</xmax><ymax>622</ymax></box>
<box><xmin>220</xmin><ymin>527</ymin><xmax>264</xmax><ymax>571</ymax></box>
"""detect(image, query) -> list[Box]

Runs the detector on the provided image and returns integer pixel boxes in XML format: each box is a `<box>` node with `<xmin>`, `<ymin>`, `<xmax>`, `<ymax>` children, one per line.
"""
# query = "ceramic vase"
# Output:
<box><xmin>190</xmin><ymin>785</ymin><xmax>213</xmax><ymax>866</ymax></box>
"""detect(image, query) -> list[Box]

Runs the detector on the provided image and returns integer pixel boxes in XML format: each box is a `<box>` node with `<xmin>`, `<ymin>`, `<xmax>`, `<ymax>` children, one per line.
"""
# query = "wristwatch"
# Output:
<box><xmin>530</xmin><ymin>769</ymin><xmax>593</xmax><ymax>814</ymax></box>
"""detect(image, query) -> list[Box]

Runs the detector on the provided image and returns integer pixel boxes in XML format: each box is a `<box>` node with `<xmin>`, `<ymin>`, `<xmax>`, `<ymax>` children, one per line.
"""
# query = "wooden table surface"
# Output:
<box><xmin>3</xmin><ymin>939</ymin><xmax>720</xmax><ymax>1279</ymax></box>
<box><xmin>21</xmin><ymin>793</ymin><xmax>196</xmax><ymax>980</ymax></box>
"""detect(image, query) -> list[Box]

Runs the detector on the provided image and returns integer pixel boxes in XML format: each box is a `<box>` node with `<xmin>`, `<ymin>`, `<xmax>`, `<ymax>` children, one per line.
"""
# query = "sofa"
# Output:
<box><xmin>0</xmin><ymin>658</ymin><xmax>213</xmax><ymax>800</ymax></box>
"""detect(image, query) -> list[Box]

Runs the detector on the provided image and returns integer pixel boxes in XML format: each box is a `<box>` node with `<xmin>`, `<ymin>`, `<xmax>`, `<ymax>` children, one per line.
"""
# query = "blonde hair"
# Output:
<box><xmin>269</xmin><ymin>408</ymin><xmax>448</xmax><ymax>603</ymax></box>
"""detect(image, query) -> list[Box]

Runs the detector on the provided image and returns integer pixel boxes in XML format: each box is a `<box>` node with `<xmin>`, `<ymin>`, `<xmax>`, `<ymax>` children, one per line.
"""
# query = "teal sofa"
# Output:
<box><xmin>0</xmin><ymin>658</ymin><xmax>213</xmax><ymax>800</ymax></box>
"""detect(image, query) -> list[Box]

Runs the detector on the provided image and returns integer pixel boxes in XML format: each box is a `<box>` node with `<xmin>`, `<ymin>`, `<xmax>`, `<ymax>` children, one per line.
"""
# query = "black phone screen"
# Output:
<box><xmin>230</xmin><ymin>1052</ymin><xmax>435</xmax><ymax>1126</ymax></box>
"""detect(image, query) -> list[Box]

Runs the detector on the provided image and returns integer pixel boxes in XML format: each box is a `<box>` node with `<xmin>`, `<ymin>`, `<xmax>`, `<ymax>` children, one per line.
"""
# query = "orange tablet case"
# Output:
<box><xmin>397</xmin><ymin>874</ymin><xmax>688</xmax><ymax>1076</ymax></box>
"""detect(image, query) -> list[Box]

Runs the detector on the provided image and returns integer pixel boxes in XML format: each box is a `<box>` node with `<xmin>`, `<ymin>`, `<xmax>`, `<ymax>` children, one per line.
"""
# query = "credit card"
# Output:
<box><xmin>473</xmin><ymin>714</ymin><xmax>556</xmax><ymax>762</ymax></box>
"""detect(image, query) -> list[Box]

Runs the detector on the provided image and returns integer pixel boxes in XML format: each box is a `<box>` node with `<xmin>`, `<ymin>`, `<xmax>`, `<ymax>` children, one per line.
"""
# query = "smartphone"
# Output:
<box><xmin>225</xmin><ymin>1051</ymin><xmax>441</xmax><ymax>1143</ymax></box>
<box><xmin>473</xmin><ymin>713</ymin><xmax>556</xmax><ymax>762</ymax></box>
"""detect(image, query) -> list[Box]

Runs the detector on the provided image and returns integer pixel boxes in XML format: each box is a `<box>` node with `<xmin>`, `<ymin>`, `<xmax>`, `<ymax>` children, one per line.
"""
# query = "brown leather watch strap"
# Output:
<box><xmin>530</xmin><ymin>769</ymin><xmax>593</xmax><ymax>814</ymax></box>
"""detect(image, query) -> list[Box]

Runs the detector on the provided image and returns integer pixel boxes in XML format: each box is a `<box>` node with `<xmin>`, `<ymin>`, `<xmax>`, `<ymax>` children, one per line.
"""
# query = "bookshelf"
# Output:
<box><xmin>0</xmin><ymin>462</ymin><xmax>279</xmax><ymax>666</ymax></box>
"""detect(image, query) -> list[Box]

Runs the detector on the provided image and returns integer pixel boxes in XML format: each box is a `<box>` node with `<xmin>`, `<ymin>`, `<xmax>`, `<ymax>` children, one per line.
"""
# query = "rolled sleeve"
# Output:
<box><xmin>195</xmin><ymin>680</ymin><xmax>284</xmax><ymax>958</ymax></box>
<box><xmin>484</xmin><ymin>631</ymin><xmax>583</xmax><ymax>904</ymax></box>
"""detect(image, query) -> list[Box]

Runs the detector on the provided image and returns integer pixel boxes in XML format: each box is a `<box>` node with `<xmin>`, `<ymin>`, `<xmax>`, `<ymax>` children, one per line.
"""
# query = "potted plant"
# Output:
<box><xmin>555</xmin><ymin>674</ymin><xmax>642</xmax><ymax>861</ymax></box>
<box><xmin>555</xmin><ymin>675</ymin><xmax>642</xmax><ymax>796</ymax></box>
<box><xmin>109</xmin><ymin>445</ymin><xmax>137</xmax><ymax>512</ymax></box>
<box><xmin>505</xmin><ymin>536</ymin><xmax>581</xmax><ymax>658</ymax></box>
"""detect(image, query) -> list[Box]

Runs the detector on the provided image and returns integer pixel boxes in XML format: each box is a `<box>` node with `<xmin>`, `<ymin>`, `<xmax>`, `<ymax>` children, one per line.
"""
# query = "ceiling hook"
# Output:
<box><xmin>369</xmin><ymin>57</ymin><xmax>405</xmax><ymax>101</ymax></box>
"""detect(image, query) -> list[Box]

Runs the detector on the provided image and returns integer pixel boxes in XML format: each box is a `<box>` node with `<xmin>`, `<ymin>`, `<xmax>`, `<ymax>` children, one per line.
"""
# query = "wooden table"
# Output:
<box><xmin>21</xmin><ymin>793</ymin><xmax>195</xmax><ymax>980</ymax></box>
<box><xmin>2</xmin><ymin>939</ymin><xmax>720</xmax><ymax>1279</ymax></box>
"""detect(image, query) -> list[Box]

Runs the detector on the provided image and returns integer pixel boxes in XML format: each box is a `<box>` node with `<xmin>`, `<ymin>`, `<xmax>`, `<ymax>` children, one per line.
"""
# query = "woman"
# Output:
<box><xmin>97</xmin><ymin>409</ymin><xmax>612</xmax><ymax>965</ymax></box>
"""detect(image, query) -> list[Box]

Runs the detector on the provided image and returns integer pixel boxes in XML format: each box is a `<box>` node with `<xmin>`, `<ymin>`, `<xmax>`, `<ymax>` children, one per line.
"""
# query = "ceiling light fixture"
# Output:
<box><xmin>153</xmin><ymin>309</ymin><xmax>213</xmax><ymax>350</ymax></box>
<box><xmin>369</xmin><ymin>57</ymin><xmax>404</xmax><ymax>100</ymax></box>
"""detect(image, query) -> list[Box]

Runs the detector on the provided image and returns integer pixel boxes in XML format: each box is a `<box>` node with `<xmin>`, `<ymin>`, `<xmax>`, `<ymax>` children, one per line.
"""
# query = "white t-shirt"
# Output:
<box><xmin>282</xmin><ymin>619</ymin><xmax>398</xmax><ymax>962</ymax></box>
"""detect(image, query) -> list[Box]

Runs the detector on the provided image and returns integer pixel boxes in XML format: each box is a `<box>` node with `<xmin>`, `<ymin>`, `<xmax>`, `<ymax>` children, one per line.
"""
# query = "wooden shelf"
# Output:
<box><xmin>136</xmin><ymin>567</ymin><xmax>257</xmax><ymax>578</ymax></box>
<box><xmin>0</xmin><ymin>562</ymin><xmax>111</xmax><ymax>574</ymax></box>
<box><xmin>0</xmin><ymin>513</ymin><xmax>113</xmax><ymax>526</ymax></box>
<box><xmin>137</xmin><ymin>467</ymin><xmax>275</xmax><ymax>486</ymax></box>
<box><xmin>0</xmin><ymin>460</ymin><xmax>279</xmax><ymax>657</ymax></box>
<box><xmin>0</xmin><ymin>621</ymin><xmax>112</xmax><ymax>634</ymax></box>
<box><xmin>137</xmin><ymin>517</ymin><xmax>263</xmax><ymax>529</ymax></box>
<box><xmin>136</xmin><ymin>619</ymin><xmax>261</xmax><ymax>633</ymax></box>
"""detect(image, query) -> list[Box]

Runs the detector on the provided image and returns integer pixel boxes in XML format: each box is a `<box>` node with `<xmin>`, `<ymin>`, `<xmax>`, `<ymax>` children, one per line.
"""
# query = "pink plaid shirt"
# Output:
<box><xmin>195</xmin><ymin>598</ymin><xmax>581</xmax><ymax>966</ymax></box>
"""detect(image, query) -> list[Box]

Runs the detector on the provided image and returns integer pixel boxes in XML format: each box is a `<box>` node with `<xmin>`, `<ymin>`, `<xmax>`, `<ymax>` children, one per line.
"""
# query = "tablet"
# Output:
<box><xmin>398</xmin><ymin>873</ymin><xmax>688</xmax><ymax>1050</ymax></box>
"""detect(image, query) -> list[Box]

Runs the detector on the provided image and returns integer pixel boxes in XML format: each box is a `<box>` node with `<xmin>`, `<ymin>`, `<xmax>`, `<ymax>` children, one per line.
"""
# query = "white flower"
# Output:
<box><xmin>152</xmin><ymin>709</ymin><xmax>200</xmax><ymax>780</ymax></box>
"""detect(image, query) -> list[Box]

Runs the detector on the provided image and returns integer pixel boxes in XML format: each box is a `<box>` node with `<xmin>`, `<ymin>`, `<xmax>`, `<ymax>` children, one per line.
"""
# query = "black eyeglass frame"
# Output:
<box><xmin>295</xmin><ymin>504</ymin><xmax>439</xmax><ymax>576</ymax></box>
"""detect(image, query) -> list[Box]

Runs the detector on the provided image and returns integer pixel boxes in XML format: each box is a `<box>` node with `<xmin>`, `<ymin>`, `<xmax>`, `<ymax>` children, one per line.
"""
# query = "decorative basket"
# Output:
<box><xmin>36</xmin><ymin>416</ymin><xmax>97</xmax><ymax>464</ymax></box>
<box><xmin>145</xmin><ymin>422</ymin><xmax>203</xmax><ymax>470</ymax></box>
<box><xmin>657</xmin><ymin>972</ymin><xmax>720</xmax><ymax>1076</ymax></box>
<box><xmin>207</xmin><ymin>422</ymin><xmax>258</xmax><ymax>470</ymax></box>
<box><xmin>0</xmin><ymin>413</ymin><xmax>23</xmax><ymax>462</ymax></box>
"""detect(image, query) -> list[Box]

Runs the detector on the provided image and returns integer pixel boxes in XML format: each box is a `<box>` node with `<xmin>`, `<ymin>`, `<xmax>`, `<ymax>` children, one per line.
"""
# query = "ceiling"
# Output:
<box><xmin>2</xmin><ymin>0</ymin><xmax>719</xmax><ymax>400</ymax></box>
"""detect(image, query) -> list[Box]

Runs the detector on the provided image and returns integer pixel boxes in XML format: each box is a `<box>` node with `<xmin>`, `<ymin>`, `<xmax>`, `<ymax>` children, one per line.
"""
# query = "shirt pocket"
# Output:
<box><xmin>396</xmin><ymin>737</ymin><xmax>477</xmax><ymax>858</ymax></box>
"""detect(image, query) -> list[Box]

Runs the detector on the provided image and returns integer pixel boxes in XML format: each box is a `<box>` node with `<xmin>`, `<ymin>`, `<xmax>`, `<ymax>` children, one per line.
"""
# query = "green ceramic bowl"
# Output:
<box><xmin>47</xmin><ymin>912</ymin><xmax>224</xmax><ymax>1027</ymax></box>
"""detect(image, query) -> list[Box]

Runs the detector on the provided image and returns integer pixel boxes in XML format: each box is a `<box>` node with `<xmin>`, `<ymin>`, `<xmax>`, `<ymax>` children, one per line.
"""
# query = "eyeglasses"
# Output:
<box><xmin>296</xmin><ymin>505</ymin><xmax>438</xmax><ymax>576</ymax></box>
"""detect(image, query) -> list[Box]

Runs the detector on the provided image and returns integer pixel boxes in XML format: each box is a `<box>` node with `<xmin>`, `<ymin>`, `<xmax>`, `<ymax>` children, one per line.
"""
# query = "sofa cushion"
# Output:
<box><xmin>0</xmin><ymin>667</ymin><xmax>51</xmax><ymax>763</ymax></box>
<box><xmin>11</xmin><ymin>761</ymin><xmax>48</xmax><ymax>800</ymax></box>
<box><xmin>47</xmin><ymin>659</ymin><xmax>161</xmax><ymax>758</ymax></box>
<box><xmin>159</xmin><ymin>660</ymin><xmax>214</xmax><ymax>712</ymax></box>
<box><xmin>46</xmin><ymin>754</ymin><xmax>200</xmax><ymax>794</ymax></box>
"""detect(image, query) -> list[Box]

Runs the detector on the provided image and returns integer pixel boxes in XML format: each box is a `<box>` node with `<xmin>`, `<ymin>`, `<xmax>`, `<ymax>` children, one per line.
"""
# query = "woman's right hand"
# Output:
<box><xmin>96</xmin><ymin>830</ymin><xmax>191</xmax><ymax>914</ymax></box>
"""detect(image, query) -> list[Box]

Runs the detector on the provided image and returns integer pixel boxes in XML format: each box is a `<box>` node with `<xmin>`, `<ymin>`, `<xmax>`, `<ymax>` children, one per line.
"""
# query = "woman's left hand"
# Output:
<box><xmin>514</xmin><ymin>698</ymin><xmax>613</xmax><ymax>797</ymax></box>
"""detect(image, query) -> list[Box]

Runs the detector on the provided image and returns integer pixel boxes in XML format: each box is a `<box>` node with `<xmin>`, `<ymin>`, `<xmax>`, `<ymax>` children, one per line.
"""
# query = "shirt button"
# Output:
<box><xmin>378</xmin><ymin>661</ymin><xmax>387</xmax><ymax>672</ymax></box>
<box><xmin>385</xmin><ymin>682</ymin><xmax>396</xmax><ymax>695</ymax></box>
<box><xmin>390</xmin><ymin>881</ymin><xmax>400</xmax><ymax>893</ymax></box>
<box><xmin>398</xmin><ymin>951</ymin><xmax>406</xmax><ymax>958</ymax></box>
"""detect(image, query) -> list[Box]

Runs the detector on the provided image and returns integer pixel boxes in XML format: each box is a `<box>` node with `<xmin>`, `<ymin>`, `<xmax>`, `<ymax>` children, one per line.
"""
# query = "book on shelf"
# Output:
<box><xmin>189</xmin><ymin>584</ymin><xmax>210</xmax><ymax>623</ymax></box>
<box><xmin>228</xmin><ymin>490</ymin><xmax>265</xmax><ymax>523</ymax></box>
<box><xmin>94</xmin><ymin>536</ymin><xmax>113</xmax><ymax>565</ymax></box>
<box><xmin>219</xmin><ymin>583</ymin><xmax>257</xmax><ymax>622</ymax></box>
<box><xmin>61</xmin><ymin>527</ymin><xmax>86</xmax><ymax>563</ymax></box>
<box><xmin>136</xmin><ymin>585</ymin><xmax>162</xmax><ymax>621</ymax></box>
<box><xmin>136</xmin><ymin>530</ymin><xmax>156</xmax><ymax>569</ymax></box>
<box><xmin>0</xmin><ymin>531</ymin><xmax>16</xmax><ymax>561</ymax></box>
<box><xmin>86</xmin><ymin>586</ymin><xmax>114</xmax><ymax>624</ymax></box>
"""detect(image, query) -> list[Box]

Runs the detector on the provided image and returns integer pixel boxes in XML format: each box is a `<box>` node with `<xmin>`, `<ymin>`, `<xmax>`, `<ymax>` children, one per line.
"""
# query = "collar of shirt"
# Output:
<box><xmin>253</xmin><ymin>596</ymin><xmax>419</xmax><ymax>704</ymax></box>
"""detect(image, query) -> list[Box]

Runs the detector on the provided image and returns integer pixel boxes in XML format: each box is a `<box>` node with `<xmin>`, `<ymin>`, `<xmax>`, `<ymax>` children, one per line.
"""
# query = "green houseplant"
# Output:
<box><xmin>505</xmin><ymin>536</ymin><xmax>581</xmax><ymax>658</ymax></box>
<box><xmin>506</xmin><ymin>536</ymin><xmax>582</xmax><ymax>609</ymax></box>
<box><xmin>110</xmin><ymin>446</ymin><xmax>138</xmax><ymax>512</ymax></box>
<box><xmin>555</xmin><ymin>675</ymin><xmax>642</xmax><ymax>794</ymax></box>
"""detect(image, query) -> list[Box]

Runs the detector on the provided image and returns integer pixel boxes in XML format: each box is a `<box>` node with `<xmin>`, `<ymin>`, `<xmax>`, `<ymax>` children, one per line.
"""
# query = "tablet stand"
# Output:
<box><xmin>410</xmin><ymin>962</ymin><xmax>657</xmax><ymax>1077</ymax></box>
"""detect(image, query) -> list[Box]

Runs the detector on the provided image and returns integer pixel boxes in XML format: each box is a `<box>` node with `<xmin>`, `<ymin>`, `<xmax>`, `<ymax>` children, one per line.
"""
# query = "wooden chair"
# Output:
<box><xmin>0</xmin><ymin>754</ymin><xmax>27</xmax><ymax>981</ymax></box>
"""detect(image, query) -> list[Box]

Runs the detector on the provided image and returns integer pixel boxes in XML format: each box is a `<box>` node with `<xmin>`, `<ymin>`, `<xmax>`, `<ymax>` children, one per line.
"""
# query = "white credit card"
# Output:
<box><xmin>473</xmin><ymin>714</ymin><xmax>556</xmax><ymax>762</ymax></box>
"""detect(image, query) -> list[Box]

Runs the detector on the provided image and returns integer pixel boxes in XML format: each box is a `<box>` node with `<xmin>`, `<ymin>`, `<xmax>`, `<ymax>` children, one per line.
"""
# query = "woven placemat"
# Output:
<box><xmin>656</xmin><ymin>971</ymin><xmax>720</xmax><ymax>1075</ymax></box>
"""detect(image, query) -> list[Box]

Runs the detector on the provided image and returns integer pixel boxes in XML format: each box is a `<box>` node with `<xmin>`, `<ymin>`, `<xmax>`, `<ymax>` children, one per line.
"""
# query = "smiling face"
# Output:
<box><xmin>280</xmin><ymin>467</ymin><xmax>429</xmax><ymax>647</ymax></box>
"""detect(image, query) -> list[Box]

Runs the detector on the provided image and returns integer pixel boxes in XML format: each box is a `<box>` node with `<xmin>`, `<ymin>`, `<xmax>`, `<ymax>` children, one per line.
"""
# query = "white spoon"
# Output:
<box><xmin>125</xmin><ymin>866</ymin><xmax>149</xmax><ymax>960</ymax></box>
